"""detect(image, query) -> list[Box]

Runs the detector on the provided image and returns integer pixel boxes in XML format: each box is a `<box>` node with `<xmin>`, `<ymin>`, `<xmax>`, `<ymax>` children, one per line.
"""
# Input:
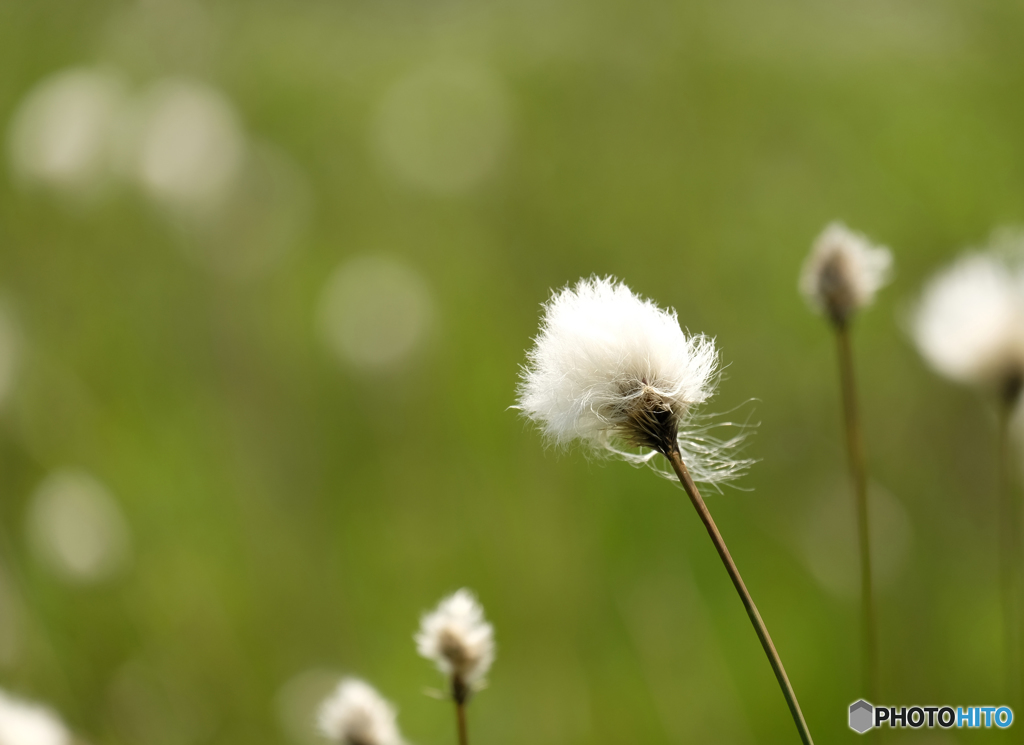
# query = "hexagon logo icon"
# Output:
<box><xmin>849</xmin><ymin>700</ymin><xmax>874</xmax><ymax>733</ymax></box>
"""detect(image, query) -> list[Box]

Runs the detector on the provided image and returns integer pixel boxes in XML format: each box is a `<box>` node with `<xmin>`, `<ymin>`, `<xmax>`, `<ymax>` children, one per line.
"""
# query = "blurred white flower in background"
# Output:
<box><xmin>799</xmin><ymin>483</ymin><xmax>913</xmax><ymax>600</ymax></box>
<box><xmin>318</xmin><ymin>256</ymin><xmax>434</xmax><ymax>372</ymax></box>
<box><xmin>317</xmin><ymin>678</ymin><xmax>407</xmax><ymax>745</ymax></box>
<box><xmin>416</xmin><ymin>588</ymin><xmax>495</xmax><ymax>689</ymax></box>
<box><xmin>374</xmin><ymin>63</ymin><xmax>510</xmax><ymax>194</ymax></box>
<box><xmin>913</xmin><ymin>247</ymin><xmax>1024</xmax><ymax>395</ymax></box>
<box><xmin>800</xmin><ymin>222</ymin><xmax>892</xmax><ymax>325</ymax></box>
<box><xmin>7</xmin><ymin>67</ymin><xmax>127</xmax><ymax>197</ymax></box>
<box><xmin>6</xmin><ymin>65</ymin><xmax>310</xmax><ymax>280</ymax></box>
<box><xmin>26</xmin><ymin>468</ymin><xmax>132</xmax><ymax>584</ymax></box>
<box><xmin>120</xmin><ymin>77</ymin><xmax>246</xmax><ymax>215</ymax></box>
<box><xmin>0</xmin><ymin>689</ymin><xmax>70</xmax><ymax>745</ymax></box>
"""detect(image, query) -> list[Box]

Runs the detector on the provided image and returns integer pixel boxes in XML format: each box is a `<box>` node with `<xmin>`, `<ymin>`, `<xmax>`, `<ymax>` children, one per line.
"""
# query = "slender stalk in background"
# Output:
<box><xmin>663</xmin><ymin>446</ymin><xmax>814</xmax><ymax>745</ymax></box>
<box><xmin>835</xmin><ymin>322</ymin><xmax>879</xmax><ymax>702</ymax></box>
<box><xmin>996</xmin><ymin>385</ymin><xmax>1022</xmax><ymax>709</ymax></box>
<box><xmin>454</xmin><ymin>684</ymin><xmax>470</xmax><ymax>745</ymax></box>
<box><xmin>800</xmin><ymin>223</ymin><xmax>892</xmax><ymax>701</ymax></box>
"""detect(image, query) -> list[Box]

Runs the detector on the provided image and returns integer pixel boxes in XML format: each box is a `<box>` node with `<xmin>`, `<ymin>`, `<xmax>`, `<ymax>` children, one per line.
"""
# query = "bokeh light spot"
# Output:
<box><xmin>318</xmin><ymin>255</ymin><xmax>434</xmax><ymax>371</ymax></box>
<box><xmin>26</xmin><ymin>469</ymin><xmax>132</xmax><ymax>585</ymax></box>
<box><xmin>7</xmin><ymin>67</ymin><xmax>127</xmax><ymax>196</ymax></box>
<box><xmin>122</xmin><ymin>78</ymin><xmax>246</xmax><ymax>215</ymax></box>
<box><xmin>374</xmin><ymin>63</ymin><xmax>510</xmax><ymax>195</ymax></box>
<box><xmin>800</xmin><ymin>483</ymin><xmax>913</xmax><ymax>600</ymax></box>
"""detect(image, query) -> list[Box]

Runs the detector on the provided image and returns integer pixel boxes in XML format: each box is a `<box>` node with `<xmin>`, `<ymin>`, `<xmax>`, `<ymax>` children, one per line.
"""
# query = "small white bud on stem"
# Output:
<box><xmin>801</xmin><ymin>222</ymin><xmax>892</xmax><ymax>326</ymax></box>
<box><xmin>416</xmin><ymin>589</ymin><xmax>494</xmax><ymax>745</ymax></box>
<box><xmin>801</xmin><ymin>222</ymin><xmax>892</xmax><ymax>700</ymax></box>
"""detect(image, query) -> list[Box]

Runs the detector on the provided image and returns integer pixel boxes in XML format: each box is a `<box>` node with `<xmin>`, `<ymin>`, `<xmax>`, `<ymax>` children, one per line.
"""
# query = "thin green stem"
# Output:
<box><xmin>835</xmin><ymin>323</ymin><xmax>879</xmax><ymax>701</ymax></box>
<box><xmin>455</xmin><ymin>700</ymin><xmax>468</xmax><ymax>745</ymax></box>
<box><xmin>452</xmin><ymin>677</ymin><xmax>469</xmax><ymax>745</ymax></box>
<box><xmin>996</xmin><ymin>399</ymin><xmax>1021</xmax><ymax>709</ymax></box>
<box><xmin>663</xmin><ymin>447</ymin><xmax>814</xmax><ymax>745</ymax></box>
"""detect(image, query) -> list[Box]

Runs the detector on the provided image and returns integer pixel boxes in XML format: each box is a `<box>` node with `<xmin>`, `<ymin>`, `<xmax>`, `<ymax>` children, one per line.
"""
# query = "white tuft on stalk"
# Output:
<box><xmin>800</xmin><ymin>223</ymin><xmax>892</xmax><ymax>324</ymax></box>
<box><xmin>416</xmin><ymin>589</ymin><xmax>494</xmax><ymax>692</ymax></box>
<box><xmin>913</xmin><ymin>250</ymin><xmax>1024</xmax><ymax>397</ymax></box>
<box><xmin>0</xmin><ymin>690</ymin><xmax>70</xmax><ymax>745</ymax></box>
<box><xmin>515</xmin><ymin>275</ymin><xmax>751</xmax><ymax>484</ymax></box>
<box><xmin>317</xmin><ymin>679</ymin><xmax>407</xmax><ymax>745</ymax></box>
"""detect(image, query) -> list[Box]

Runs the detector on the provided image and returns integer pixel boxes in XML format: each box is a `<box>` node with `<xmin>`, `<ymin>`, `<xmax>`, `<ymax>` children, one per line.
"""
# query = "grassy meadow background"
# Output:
<box><xmin>2</xmin><ymin>0</ymin><xmax>1024</xmax><ymax>743</ymax></box>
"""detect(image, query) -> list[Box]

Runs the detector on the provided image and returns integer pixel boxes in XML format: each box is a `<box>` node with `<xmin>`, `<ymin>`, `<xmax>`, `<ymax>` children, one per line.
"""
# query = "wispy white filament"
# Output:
<box><xmin>800</xmin><ymin>222</ymin><xmax>892</xmax><ymax>323</ymax></box>
<box><xmin>913</xmin><ymin>250</ymin><xmax>1024</xmax><ymax>392</ymax></box>
<box><xmin>317</xmin><ymin>679</ymin><xmax>406</xmax><ymax>745</ymax></box>
<box><xmin>416</xmin><ymin>589</ymin><xmax>495</xmax><ymax>687</ymax></box>
<box><xmin>516</xmin><ymin>276</ymin><xmax>750</xmax><ymax>484</ymax></box>
<box><xmin>0</xmin><ymin>690</ymin><xmax>70</xmax><ymax>745</ymax></box>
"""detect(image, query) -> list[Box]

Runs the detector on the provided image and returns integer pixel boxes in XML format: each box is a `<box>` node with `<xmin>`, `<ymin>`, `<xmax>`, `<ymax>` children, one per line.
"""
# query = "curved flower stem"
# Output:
<box><xmin>996</xmin><ymin>398</ymin><xmax>1022</xmax><ymax>708</ymax></box>
<box><xmin>664</xmin><ymin>447</ymin><xmax>814</xmax><ymax>745</ymax></box>
<box><xmin>835</xmin><ymin>323</ymin><xmax>879</xmax><ymax>701</ymax></box>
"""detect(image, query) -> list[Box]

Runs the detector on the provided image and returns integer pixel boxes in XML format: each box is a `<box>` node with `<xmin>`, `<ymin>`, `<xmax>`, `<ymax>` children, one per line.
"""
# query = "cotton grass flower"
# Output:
<box><xmin>516</xmin><ymin>276</ymin><xmax>749</xmax><ymax>484</ymax></box>
<box><xmin>800</xmin><ymin>222</ymin><xmax>892</xmax><ymax>325</ymax></box>
<box><xmin>416</xmin><ymin>589</ymin><xmax>494</xmax><ymax>691</ymax></box>
<box><xmin>317</xmin><ymin>678</ymin><xmax>406</xmax><ymax>745</ymax></box>
<box><xmin>516</xmin><ymin>276</ymin><xmax>814</xmax><ymax>744</ymax></box>
<box><xmin>416</xmin><ymin>589</ymin><xmax>494</xmax><ymax>745</ymax></box>
<box><xmin>913</xmin><ymin>251</ymin><xmax>1024</xmax><ymax>400</ymax></box>
<box><xmin>912</xmin><ymin>244</ymin><xmax>1024</xmax><ymax>698</ymax></box>
<box><xmin>0</xmin><ymin>690</ymin><xmax>70</xmax><ymax>745</ymax></box>
<box><xmin>800</xmin><ymin>223</ymin><xmax>893</xmax><ymax>700</ymax></box>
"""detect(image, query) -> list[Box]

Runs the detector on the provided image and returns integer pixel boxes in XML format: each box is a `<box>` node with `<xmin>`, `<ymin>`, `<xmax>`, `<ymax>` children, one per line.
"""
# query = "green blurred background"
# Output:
<box><xmin>2</xmin><ymin>0</ymin><xmax>1024</xmax><ymax>743</ymax></box>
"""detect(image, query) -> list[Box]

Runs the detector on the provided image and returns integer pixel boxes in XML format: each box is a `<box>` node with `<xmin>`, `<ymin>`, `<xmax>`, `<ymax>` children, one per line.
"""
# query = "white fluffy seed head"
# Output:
<box><xmin>0</xmin><ymin>690</ymin><xmax>70</xmax><ymax>745</ymax></box>
<box><xmin>317</xmin><ymin>679</ymin><xmax>406</xmax><ymax>745</ymax></box>
<box><xmin>913</xmin><ymin>250</ymin><xmax>1024</xmax><ymax>398</ymax></box>
<box><xmin>415</xmin><ymin>589</ymin><xmax>494</xmax><ymax>689</ymax></box>
<box><xmin>800</xmin><ymin>222</ymin><xmax>893</xmax><ymax>324</ymax></box>
<box><xmin>516</xmin><ymin>276</ymin><xmax>751</xmax><ymax>484</ymax></box>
